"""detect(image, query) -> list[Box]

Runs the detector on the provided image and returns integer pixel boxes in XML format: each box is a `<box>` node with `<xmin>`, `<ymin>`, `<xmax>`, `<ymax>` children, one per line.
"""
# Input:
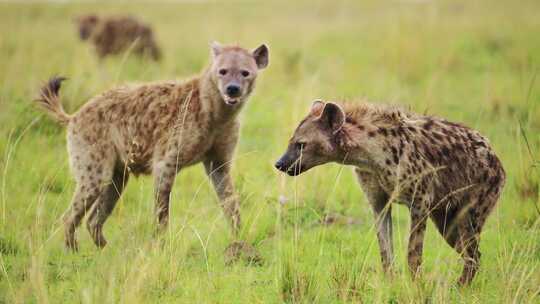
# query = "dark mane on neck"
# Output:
<box><xmin>340</xmin><ymin>102</ymin><xmax>414</xmax><ymax>128</ymax></box>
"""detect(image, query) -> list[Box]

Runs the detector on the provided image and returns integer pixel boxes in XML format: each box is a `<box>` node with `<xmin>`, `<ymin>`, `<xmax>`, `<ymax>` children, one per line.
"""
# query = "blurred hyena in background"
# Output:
<box><xmin>275</xmin><ymin>100</ymin><xmax>506</xmax><ymax>285</ymax></box>
<box><xmin>75</xmin><ymin>14</ymin><xmax>161</xmax><ymax>60</ymax></box>
<box><xmin>34</xmin><ymin>42</ymin><xmax>269</xmax><ymax>251</ymax></box>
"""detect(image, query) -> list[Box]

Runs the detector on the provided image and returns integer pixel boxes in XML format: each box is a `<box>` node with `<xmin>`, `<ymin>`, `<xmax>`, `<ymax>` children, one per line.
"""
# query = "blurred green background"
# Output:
<box><xmin>0</xmin><ymin>0</ymin><xmax>539</xmax><ymax>303</ymax></box>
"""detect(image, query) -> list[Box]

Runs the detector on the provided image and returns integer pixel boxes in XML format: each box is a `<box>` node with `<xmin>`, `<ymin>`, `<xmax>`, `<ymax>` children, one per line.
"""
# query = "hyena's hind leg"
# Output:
<box><xmin>431</xmin><ymin>190</ymin><xmax>500</xmax><ymax>285</ymax></box>
<box><xmin>141</xmin><ymin>39</ymin><xmax>161</xmax><ymax>61</ymax></box>
<box><xmin>64</xmin><ymin>133</ymin><xmax>116</xmax><ymax>251</ymax></box>
<box><xmin>86</xmin><ymin>164</ymin><xmax>130</xmax><ymax>248</ymax></box>
<box><xmin>431</xmin><ymin>204</ymin><xmax>480</xmax><ymax>285</ymax></box>
<box><xmin>63</xmin><ymin>159</ymin><xmax>115</xmax><ymax>251</ymax></box>
<box><xmin>430</xmin><ymin>206</ymin><xmax>460</xmax><ymax>249</ymax></box>
<box><xmin>456</xmin><ymin>188</ymin><xmax>501</xmax><ymax>285</ymax></box>
<box><xmin>455</xmin><ymin>216</ymin><xmax>481</xmax><ymax>285</ymax></box>
<box><xmin>63</xmin><ymin>185</ymin><xmax>101</xmax><ymax>251</ymax></box>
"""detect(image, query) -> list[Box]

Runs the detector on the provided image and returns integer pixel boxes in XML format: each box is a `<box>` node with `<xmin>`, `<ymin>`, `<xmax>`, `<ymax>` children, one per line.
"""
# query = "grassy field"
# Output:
<box><xmin>1</xmin><ymin>0</ymin><xmax>539</xmax><ymax>303</ymax></box>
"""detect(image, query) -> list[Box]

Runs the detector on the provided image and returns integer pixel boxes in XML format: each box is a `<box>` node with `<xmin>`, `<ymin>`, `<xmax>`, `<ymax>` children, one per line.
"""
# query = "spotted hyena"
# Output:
<box><xmin>34</xmin><ymin>42</ymin><xmax>269</xmax><ymax>250</ymax></box>
<box><xmin>275</xmin><ymin>100</ymin><xmax>505</xmax><ymax>285</ymax></box>
<box><xmin>75</xmin><ymin>14</ymin><xmax>161</xmax><ymax>60</ymax></box>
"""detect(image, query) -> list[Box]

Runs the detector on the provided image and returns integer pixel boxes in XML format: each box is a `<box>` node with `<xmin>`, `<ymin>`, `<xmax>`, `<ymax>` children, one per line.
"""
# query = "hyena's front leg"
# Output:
<box><xmin>204</xmin><ymin>123</ymin><xmax>241</xmax><ymax>236</ymax></box>
<box><xmin>372</xmin><ymin>198</ymin><xmax>393</xmax><ymax>272</ymax></box>
<box><xmin>355</xmin><ymin>169</ymin><xmax>393</xmax><ymax>272</ymax></box>
<box><xmin>407</xmin><ymin>199</ymin><xmax>429</xmax><ymax>278</ymax></box>
<box><xmin>204</xmin><ymin>157</ymin><xmax>241</xmax><ymax>235</ymax></box>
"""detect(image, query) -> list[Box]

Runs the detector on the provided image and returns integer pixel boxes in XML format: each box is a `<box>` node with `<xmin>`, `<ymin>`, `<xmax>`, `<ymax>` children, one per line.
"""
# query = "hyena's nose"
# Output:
<box><xmin>226</xmin><ymin>85</ymin><xmax>241</xmax><ymax>97</ymax></box>
<box><xmin>275</xmin><ymin>160</ymin><xmax>286</xmax><ymax>171</ymax></box>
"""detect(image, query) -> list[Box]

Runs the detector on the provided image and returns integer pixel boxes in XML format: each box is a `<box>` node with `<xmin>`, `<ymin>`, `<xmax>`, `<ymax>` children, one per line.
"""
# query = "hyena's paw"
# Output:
<box><xmin>90</xmin><ymin>233</ymin><xmax>108</xmax><ymax>249</ymax></box>
<box><xmin>153</xmin><ymin>220</ymin><xmax>169</xmax><ymax>237</ymax></box>
<box><xmin>65</xmin><ymin>237</ymin><xmax>79</xmax><ymax>252</ymax></box>
<box><xmin>457</xmin><ymin>263</ymin><xmax>479</xmax><ymax>286</ymax></box>
<box><xmin>381</xmin><ymin>265</ymin><xmax>398</xmax><ymax>278</ymax></box>
<box><xmin>224</xmin><ymin>241</ymin><xmax>262</xmax><ymax>266</ymax></box>
<box><xmin>87</xmin><ymin>223</ymin><xmax>108</xmax><ymax>249</ymax></box>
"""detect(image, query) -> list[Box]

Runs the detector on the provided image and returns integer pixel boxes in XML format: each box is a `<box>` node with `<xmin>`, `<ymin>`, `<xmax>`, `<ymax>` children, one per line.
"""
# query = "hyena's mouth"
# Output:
<box><xmin>285</xmin><ymin>159</ymin><xmax>304</xmax><ymax>176</ymax></box>
<box><xmin>286</xmin><ymin>167</ymin><xmax>302</xmax><ymax>176</ymax></box>
<box><xmin>223</xmin><ymin>96</ymin><xmax>240</xmax><ymax>105</ymax></box>
<box><xmin>275</xmin><ymin>155</ymin><xmax>306</xmax><ymax>176</ymax></box>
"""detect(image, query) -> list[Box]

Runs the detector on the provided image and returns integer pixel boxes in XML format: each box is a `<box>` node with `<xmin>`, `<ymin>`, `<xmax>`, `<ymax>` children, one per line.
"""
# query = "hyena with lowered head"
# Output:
<box><xmin>34</xmin><ymin>42</ymin><xmax>269</xmax><ymax>251</ymax></box>
<box><xmin>75</xmin><ymin>14</ymin><xmax>161</xmax><ymax>61</ymax></box>
<box><xmin>275</xmin><ymin>100</ymin><xmax>505</xmax><ymax>285</ymax></box>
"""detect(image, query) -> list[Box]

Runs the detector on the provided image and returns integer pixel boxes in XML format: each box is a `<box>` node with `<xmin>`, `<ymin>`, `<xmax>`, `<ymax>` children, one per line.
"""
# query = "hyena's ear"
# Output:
<box><xmin>317</xmin><ymin>102</ymin><xmax>345</xmax><ymax>134</ymax></box>
<box><xmin>252</xmin><ymin>44</ymin><xmax>269</xmax><ymax>69</ymax></box>
<box><xmin>309</xmin><ymin>99</ymin><xmax>325</xmax><ymax>115</ymax></box>
<box><xmin>210</xmin><ymin>41</ymin><xmax>223</xmax><ymax>58</ymax></box>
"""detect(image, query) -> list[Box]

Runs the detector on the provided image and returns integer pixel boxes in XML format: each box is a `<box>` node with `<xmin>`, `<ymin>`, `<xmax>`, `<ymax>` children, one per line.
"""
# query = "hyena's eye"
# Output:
<box><xmin>218</xmin><ymin>69</ymin><xmax>228</xmax><ymax>76</ymax></box>
<box><xmin>241</xmin><ymin>70</ymin><xmax>250</xmax><ymax>77</ymax></box>
<box><xmin>295</xmin><ymin>142</ymin><xmax>306</xmax><ymax>150</ymax></box>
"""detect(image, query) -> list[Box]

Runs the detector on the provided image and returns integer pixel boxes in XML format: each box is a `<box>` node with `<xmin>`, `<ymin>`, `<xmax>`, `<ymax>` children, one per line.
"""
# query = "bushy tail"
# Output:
<box><xmin>34</xmin><ymin>76</ymin><xmax>71</xmax><ymax>126</ymax></box>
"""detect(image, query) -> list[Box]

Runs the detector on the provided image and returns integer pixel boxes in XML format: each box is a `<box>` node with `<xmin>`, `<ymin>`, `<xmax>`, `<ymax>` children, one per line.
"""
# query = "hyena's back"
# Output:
<box><xmin>66</xmin><ymin>78</ymin><xmax>207</xmax><ymax>177</ymax></box>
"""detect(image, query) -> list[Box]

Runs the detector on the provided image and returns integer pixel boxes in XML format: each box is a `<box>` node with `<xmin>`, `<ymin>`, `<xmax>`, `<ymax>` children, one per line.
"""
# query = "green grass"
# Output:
<box><xmin>1</xmin><ymin>0</ymin><xmax>539</xmax><ymax>302</ymax></box>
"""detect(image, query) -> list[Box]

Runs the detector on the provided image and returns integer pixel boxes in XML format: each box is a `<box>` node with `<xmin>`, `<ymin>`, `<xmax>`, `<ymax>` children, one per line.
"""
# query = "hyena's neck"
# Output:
<box><xmin>199</xmin><ymin>68</ymin><xmax>244</xmax><ymax>124</ymax></box>
<box><xmin>336</xmin><ymin>127</ymin><xmax>379</xmax><ymax>172</ymax></box>
<box><xmin>337</xmin><ymin>147</ymin><xmax>378</xmax><ymax>173</ymax></box>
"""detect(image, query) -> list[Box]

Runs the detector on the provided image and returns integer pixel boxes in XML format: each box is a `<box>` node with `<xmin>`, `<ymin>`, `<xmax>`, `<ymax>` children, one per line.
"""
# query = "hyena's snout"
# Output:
<box><xmin>221</xmin><ymin>81</ymin><xmax>244</xmax><ymax>105</ymax></box>
<box><xmin>274</xmin><ymin>157</ymin><xmax>287</xmax><ymax>171</ymax></box>
<box><xmin>275</xmin><ymin>152</ymin><xmax>303</xmax><ymax>176</ymax></box>
<box><xmin>225</xmin><ymin>83</ymin><xmax>241</xmax><ymax>98</ymax></box>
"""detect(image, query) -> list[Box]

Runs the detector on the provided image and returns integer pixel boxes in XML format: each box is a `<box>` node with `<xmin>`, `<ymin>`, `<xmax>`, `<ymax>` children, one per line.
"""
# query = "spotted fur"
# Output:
<box><xmin>276</xmin><ymin>100</ymin><xmax>506</xmax><ymax>285</ymax></box>
<box><xmin>76</xmin><ymin>14</ymin><xmax>161</xmax><ymax>60</ymax></box>
<box><xmin>35</xmin><ymin>43</ymin><xmax>269</xmax><ymax>250</ymax></box>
